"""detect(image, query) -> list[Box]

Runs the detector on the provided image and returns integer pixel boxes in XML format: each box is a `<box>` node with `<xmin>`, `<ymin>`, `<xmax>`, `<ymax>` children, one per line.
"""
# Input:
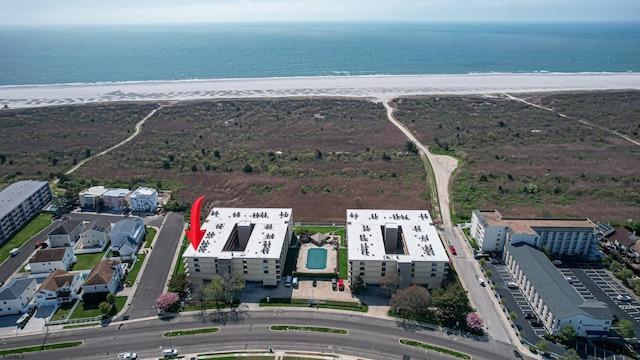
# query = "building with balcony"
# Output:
<box><xmin>0</xmin><ymin>180</ymin><xmax>52</xmax><ymax>244</ymax></box>
<box><xmin>346</xmin><ymin>209</ymin><xmax>449</xmax><ymax>290</ymax></box>
<box><xmin>183</xmin><ymin>208</ymin><xmax>293</xmax><ymax>287</ymax></box>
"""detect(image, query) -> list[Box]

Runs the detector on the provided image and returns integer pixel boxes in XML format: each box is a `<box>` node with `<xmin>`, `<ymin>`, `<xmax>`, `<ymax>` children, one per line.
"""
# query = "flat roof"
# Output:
<box><xmin>102</xmin><ymin>188</ymin><xmax>131</xmax><ymax>197</ymax></box>
<box><xmin>183</xmin><ymin>207</ymin><xmax>292</xmax><ymax>260</ymax></box>
<box><xmin>347</xmin><ymin>209</ymin><xmax>448</xmax><ymax>263</ymax></box>
<box><xmin>79</xmin><ymin>186</ymin><xmax>108</xmax><ymax>197</ymax></box>
<box><xmin>132</xmin><ymin>187</ymin><xmax>157</xmax><ymax>196</ymax></box>
<box><xmin>478</xmin><ymin>210</ymin><xmax>596</xmax><ymax>235</ymax></box>
<box><xmin>0</xmin><ymin>180</ymin><xmax>49</xmax><ymax>219</ymax></box>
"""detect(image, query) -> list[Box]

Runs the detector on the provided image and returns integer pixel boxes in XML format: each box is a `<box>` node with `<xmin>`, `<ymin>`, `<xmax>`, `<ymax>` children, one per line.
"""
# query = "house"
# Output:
<box><xmin>34</xmin><ymin>270</ymin><xmax>82</xmax><ymax>306</ymax></box>
<box><xmin>0</xmin><ymin>277</ymin><xmax>38</xmax><ymax>316</ymax></box>
<box><xmin>607</xmin><ymin>227</ymin><xmax>637</xmax><ymax>253</ymax></box>
<box><xmin>47</xmin><ymin>219</ymin><xmax>84</xmax><ymax>248</ymax></box>
<box><xmin>102</xmin><ymin>189</ymin><xmax>131</xmax><ymax>211</ymax></box>
<box><xmin>0</xmin><ymin>180</ymin><xmax>52</xmax><ymax>244</ymax></box>
<box><xmin>78</xmin><ymin>186</ymin><xmax>108</xmax><ymax>209</ymax></box>
<box><xmin>128</xmin><ymin>187</ymin><xmax>159</xmax><ymax>213</ymax></box>
<box><xmin>110</xmin><ymin>218</ymin><xmax>145</xmax><ymax>257</ymax></box>
<box><xmin>82</xmin><ymin>260</ymin><xmax>123</xmax><ymax>294</ymax></box>
<box><xmin>29</xmin><ymin>247</ymin><xmax>75</xmax><ymax>274</ymax></box>
<box><xmin>77</xmin><ymin>219</ymin><xmax>111</xmax><ymax>249</ymax></box>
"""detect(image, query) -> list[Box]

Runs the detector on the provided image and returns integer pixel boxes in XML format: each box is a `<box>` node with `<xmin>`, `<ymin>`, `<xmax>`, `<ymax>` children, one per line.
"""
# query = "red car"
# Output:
<box><xmin>338</xmin><ymin>278</ymin><xmax>345</xmax><ymax>291</ymax></box>
<box><xmin>449</xmin><ymin>245</ymin><xmax>457</xmax><ymax>255</ymax></box>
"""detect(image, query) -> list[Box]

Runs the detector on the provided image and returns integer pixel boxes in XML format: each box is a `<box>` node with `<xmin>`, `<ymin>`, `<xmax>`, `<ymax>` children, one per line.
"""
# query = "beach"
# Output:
<box><xmin>1</xmin><ymin>73</ymin><xmax>639</xmax><ymax>109</ymax></box>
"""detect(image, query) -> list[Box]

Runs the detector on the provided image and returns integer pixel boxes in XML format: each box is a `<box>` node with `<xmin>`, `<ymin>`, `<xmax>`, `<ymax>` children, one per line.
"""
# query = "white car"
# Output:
<box><xmin>163</xmin><ymin>349</ymin><xmax>179</xmax><ymax>358</ymax></box>
<box><xmin>617</xmin><ymin>294</ymin><xmax>632</xmax><ymax>302</ymax></box>
<box><xmin>117</xmin><ymin>352</ymin><xmax>137</xmax><ymax>360</ymax></box>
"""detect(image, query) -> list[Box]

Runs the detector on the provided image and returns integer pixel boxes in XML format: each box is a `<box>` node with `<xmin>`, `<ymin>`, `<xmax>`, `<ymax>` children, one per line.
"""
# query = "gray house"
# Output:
<box><xmin>110</xmin><ymin>218</ymin><xmax>145</xmax><ymax>257</ymax></box>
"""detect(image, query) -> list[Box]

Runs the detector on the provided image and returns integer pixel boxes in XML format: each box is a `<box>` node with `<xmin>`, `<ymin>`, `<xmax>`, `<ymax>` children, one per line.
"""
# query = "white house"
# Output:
<box><xmin>34</xmin><ymin>270</ymin><xmax>83</xmax><ymax>306</ymax></box>
<box><xmin>78</xmin><ymin>186</ymin><xmax>108</xmax><ymax>208</ymax></box>
<box><xmin>77</xmin><ymin>219</ymin><xmax>111</xmax><ymax>249</ymax></box>
<box><xmin>28</xmin><ymin>247</ymin><xmax>75</xmax><ymax>274</ymax></box>
<box><xmin>82</xmin><ymin>260</ymin><xmax>123</xmax><ymax>294</ymax></box>
<box><xmin>47</xmin><ymin>219</ymin><xmax>84</xmax><ymax>248</ymax></box>
<box><xmin>128</xmin><ymin>187</ymin><xmax>158</xmax><ymax>213</ymax></box>
<box><xmin>110</xmin><ymin>218</ymin><xmax>145</xmax><ymax>257</ymax></box>
<box><xmin>0</xmin><ymin>277</ymin><xmax>38</xmax><ymax>316</ymax></box>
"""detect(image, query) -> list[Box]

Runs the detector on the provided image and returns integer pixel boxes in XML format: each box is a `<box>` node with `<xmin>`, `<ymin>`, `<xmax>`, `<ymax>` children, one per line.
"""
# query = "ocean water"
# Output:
<box><xmin>0</xmin><ymin>22</ymin><xmax>638</xmax><ymax>86</ymax></box>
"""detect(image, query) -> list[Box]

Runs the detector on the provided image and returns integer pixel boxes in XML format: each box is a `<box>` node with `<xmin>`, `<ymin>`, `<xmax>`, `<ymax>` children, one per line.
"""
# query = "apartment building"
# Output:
<box><xmin>183</xmin><ymin>208</ymin><xmax>293</xmax><ymax>287</ymax></box>
<box><xmin>347</xmin><ymin>209</ymin><xmax>449</xmax><ymax>290</ymax></box>
<box><xmin>0</xmin><ymin>180</ymin><xmax>52</xmax><ymax>244</ymax></box>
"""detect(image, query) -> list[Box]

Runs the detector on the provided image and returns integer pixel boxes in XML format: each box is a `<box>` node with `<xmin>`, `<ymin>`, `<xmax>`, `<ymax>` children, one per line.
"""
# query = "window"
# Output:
<box><xmin>360</xmin><ymin>266</ymin><xmax>365</xmax><ymax>271</ymax></box>
<box><xmin>431</xmin><ymin>273</ymin><xmax>436</xmax><ymax>277</ymax></box>
<box><xmin>195</xmin><ymin>268</ymin><xmax>200</xmax><ymax>272</ymax></box>
<box><xmin>263</xmin><ymin>259</ymin><xmax>268</xmax><ymax>263</ymax></box>
<box><xmin>382</xmin><ymin>262</ymin><xmax>386</xmax><ymax>267</ymax></box>
<box><xmin>381</xmin><ymin>272</ymin><xmax>386</xmax><ymax>277</ymax></box>
<box><xmin>194</xmin><ymin>258</ymin><xmax>199</xmax><ymax>262</ymax></box>
<box><xmin>264</xmin><ymin>270</ymin><xmax>269</xmax><ymax>274</ymax></box>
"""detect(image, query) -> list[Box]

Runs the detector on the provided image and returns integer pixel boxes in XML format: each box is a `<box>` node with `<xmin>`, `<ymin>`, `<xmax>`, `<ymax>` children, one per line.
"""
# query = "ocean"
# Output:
<box><xmin>0</xmin><ymin>22</ymin><xmax>639</xmax><ymax>86</ymax></box>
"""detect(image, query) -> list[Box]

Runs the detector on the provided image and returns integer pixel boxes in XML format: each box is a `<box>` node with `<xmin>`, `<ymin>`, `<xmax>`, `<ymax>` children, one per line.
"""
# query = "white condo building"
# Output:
<box><xmin>183</xmin><ymin>208</ymin><xmax>293</xmax><ymax>286</ymax></box>
<box><xmin>470</xmin><ymin>210</ymin><xmax>600</xmax><ymax>258</ymax></box>
<box><xmin>0</xmin><ymin>180</ymin><xmax>52</xmax><ymax>244</ymax></box>
<box><xmin>128</xmin><ymin>187</ymin><xmax>159</xmax><ymax>213</ymax></box>
<box><xmin>78</xmin><ymin>186</ymin><xmax>108</xmax><ymax>208</ymax></box>
<box><xmin>347</xmin><ymin>209</ymin><xmax>449</xmax><ymax>289</ymax></box>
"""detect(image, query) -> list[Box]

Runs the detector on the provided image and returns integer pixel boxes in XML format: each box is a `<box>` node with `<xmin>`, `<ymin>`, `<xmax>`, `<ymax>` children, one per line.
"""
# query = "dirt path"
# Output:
<box><xmin>383</xmin><ymin>101</ymin><xmax>458</xmax><ymax>227</ymax></box>
<box><xmin>63</xmin><ymin>104</ymin><xmax>166</xmax><ymax>176</ymax></box>
<box><xmin>504</xmin><ymin>93</ymin><xmax>640</xmax><ymax>146</ymax></box>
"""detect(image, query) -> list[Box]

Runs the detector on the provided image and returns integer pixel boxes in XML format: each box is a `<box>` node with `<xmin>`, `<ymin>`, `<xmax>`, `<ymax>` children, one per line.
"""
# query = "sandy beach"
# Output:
<box><xmin>1</xmin><ymin>73</ymin><xmax>639</xmax><ymax>109</ymax></box>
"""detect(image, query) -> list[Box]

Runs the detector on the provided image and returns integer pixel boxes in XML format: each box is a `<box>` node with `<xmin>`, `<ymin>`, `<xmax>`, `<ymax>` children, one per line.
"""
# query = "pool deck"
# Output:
<box><xmin>297</xmin><ymin>243</ymin><xmax>338</xmax><ymax>273</ymax></box>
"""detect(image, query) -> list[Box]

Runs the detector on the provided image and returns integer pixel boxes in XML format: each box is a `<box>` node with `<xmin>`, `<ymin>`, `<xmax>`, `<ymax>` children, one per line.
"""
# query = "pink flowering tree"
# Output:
<box><xmin>466</xmin><ymin>312</ymin><xmax>484</xmax><ymax>331</ymax></box>
<box><xmin>156</xmin><ymin>292</ymin><xmax>181</xmax><ymax>313</ymax></box>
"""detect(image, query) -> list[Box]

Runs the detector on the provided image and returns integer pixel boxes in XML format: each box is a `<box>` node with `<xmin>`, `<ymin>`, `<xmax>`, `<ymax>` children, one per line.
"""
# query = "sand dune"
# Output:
<box><xmin>1</xmin><ymin>73</ymin><xmax>639</xmax><ymax>108</ymax></box>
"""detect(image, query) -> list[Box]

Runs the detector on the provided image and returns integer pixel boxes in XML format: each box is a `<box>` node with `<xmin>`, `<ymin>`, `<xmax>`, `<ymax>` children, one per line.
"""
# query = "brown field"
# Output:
<box><xmin>1</xmin><ymin>91</ymin><xmax>638</xmax><ymax>223</ymax></box>
<box><xmin>391</xmin><ymin>90</ymin><xmax>640</xmax><ymax>222</ymax></box>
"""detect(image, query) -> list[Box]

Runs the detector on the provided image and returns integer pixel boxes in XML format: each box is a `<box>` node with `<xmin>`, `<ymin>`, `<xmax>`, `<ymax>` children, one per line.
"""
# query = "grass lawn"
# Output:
<box><xmin>72</xmin><ymin>251</ymin><xmax>106</xmax><ymax>270</ymax></box>
<box><xmin>51</xmin><ymin>300</ymin><xmax>76</xmax><ymax>321</ymax></box>
<box><xmin>164</xmin><ymin>327</ymin><xmax>219</xmax><ymax>337</ymax></box>
<box><xmin>0</xmin><ymin>213</ymin><xmax>52</xmax><ymax>262</ymax></box>
<box><xmin>71</xmin><ymin>296</ymin><xmax>127</xmax><ymax>319</ymax></box>
<box><xmin>338</xmin><ymin>248</ymin><xmax>348</xmax><ymax>279</ymax></box>
<box><xmin>143</xmin><ymin>227</ymin><xmax>156</xmax><ymax>248</ymax></box>
<box><xmin>172</xmin><ymin>236</ymin><xmax>188</xmax><ymax>275</ymax></box>
<box><xmin>0</xmin><ymin>341</ymin><xmax>83</xmax><ymax>356</ymax></box>
<box><xmin>125</xmin><ymin>253</ymin><xmax>146</xmax><ymax>284</ymax></box>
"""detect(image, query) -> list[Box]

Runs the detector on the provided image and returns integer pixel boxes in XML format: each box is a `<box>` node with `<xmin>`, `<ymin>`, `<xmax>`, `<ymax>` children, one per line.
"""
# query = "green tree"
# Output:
<box><xmin>431</xmin><ymin>283</ymin><xmax>473</xmax><ymax>324</ymax></box>
<box><xmin>479</xmin><ymin>258</ymin><xmax>486</xmax><ymax>268</ymax></box>
<box><xmin>609</xmin><ymin>260</ymin><xmax>623</xmax><ymax>273</ymax></box>
<box><xmin>389</xmin><ymin>285</ymin><xmax>431</xmax><ymax>318</ymax></box>
<box><xmin>535</xmin><ymin>340</ymin><xmax>550</xmax><ymax>355</ymax></box>
<box><xmin>509</xmin><ymin>311</ymin><xmax>517</xmax><ymax>321</ymax></box>
<box><xmin>99</xmin><ymin>301</ymin><xmax>112</xmax><ymax>318</ymax></box>
<box><xmin>618</xmin><ymin>319</ymin><xmax>635</xmax><ymax>338</ymax></box>
<box><xmin>561</xmin><ymin>348</ymin><xmax>580</xmax><ymax>360</ymax></box>
<box><xmin>485</xmin><ymin>269</ymin><xmax>492</xmax><ymax>278</ymax></box>
<box><xmin>380</xmin><ymin>273</ymin><xmax>401</xmax><ymax>298</ymax></box>
<box><xmin>405</xmin><ymin>141</ymin><xmax>418</xmax><ymax>154</ymax></box>
<box><xmin>106</xmin><ymin>292</ymin><xmax>117</xmax><ymax>307</ymax></box>
<box><xmin>615</xmin><ymin>268</ymin><xmax>634</xmax><ymax>283</ymax></box>
<box><xmin>542</xmin><ymin>245</ymin><xmax>551</xmax><ymax>258</ymax></box>
<box><xmin>559</xmin><ymin>324</ymin><xmax>577</xmax><ymax>344</ymax></box>
<box><xmin>168</xmin><ymin>273</ymin><xmax>190</xmax><ymax>298</ymax></box>
<box><xmin>349</xmin><ymin>275</ymin><xmax>366</xmax><ymax>294</ymax></box>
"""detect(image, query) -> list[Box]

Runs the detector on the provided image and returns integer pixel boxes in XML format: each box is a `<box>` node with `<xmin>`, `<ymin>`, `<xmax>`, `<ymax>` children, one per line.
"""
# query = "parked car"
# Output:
<box><xmin>34</xmin><ymin>242</ymin><xmax>48</xmax><ymax>249</ymax></box>
<box><xmin>530</xmin><ymin>320</ymin><xmax>544</xmax><ymax>328</ymax></box>
<box><xmin>449</xmin><ymin>245</ymin><xmax>457</xmax><ymax>255</ymax></box>
<box><xmin>292</xmin><ymin>276</ymin><xmax>299</xmax><ymax>289</ymax></box>
<box><xmin>332</xmin><ymin>278</ymin><xmax>337</xmax><ymax>291</ymax></box>
<box><xmin>507</xmin><ymin>282</ymin><xmax>518</xmax><ymax>289</ymax></box>
<box><xmin>565</xmin><ymin>276</ymin><xmax>573</xmax><ymax>284</ymax></box>
<box><xmin>312</xmin><ymin>279</ymin><xmax>317</xmax><ymax>287</ymax></box>
<box><xmin>285</xmin><ymin>275</ymin><xmax>292</xmax><ymax>287</ymax></box>
<box><xmin>338</xmin><ymin>278</ymin><xmax>345</xmax><ymax>291</ymax></box>
<box><xmin>617</xmin><ymin>294</ymin><xmax>632</xmax><ymax>302</ymax></box>
<box><xmin>524</xmin><ymin>313</ymin><xmax>536</xmax><ymax>320</ymax></box>
<box><xmin>477</xmin><ymin>277</ymin><xmax>485</xmax><ymax>286</ymax></box>
<box><xmin>491</xmin><ymin>258</ymin><xmax>501</xmax><ymax>265</ymax></box>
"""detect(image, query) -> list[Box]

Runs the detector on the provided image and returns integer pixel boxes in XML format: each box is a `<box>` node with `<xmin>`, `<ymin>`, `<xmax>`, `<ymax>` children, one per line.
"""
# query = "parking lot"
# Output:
<box><xmin>488</xmin><ymin>257</ymin><xmax>640</xmax><ymax>359</ymax></box>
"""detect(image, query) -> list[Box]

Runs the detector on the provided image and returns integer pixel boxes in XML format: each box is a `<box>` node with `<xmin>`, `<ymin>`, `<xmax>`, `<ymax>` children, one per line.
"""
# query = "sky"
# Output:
<box><xmin>0</xmin><ymin>0</ymin><xmax>638</xmax><ymax>25</ymax></box>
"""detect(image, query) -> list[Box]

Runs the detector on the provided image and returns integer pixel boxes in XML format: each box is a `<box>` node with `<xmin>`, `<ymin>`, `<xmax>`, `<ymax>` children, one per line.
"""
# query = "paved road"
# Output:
<box><xmin>122</xmin><ymin>211</ymin><xmax>185</xmax><ymax>319</ymax></box>
<box><xmin>1</xmin><ymin>310</ymin><xmax>527</xmax><ymax>360</ymax></box>
<box><xmin>0</xmin><ymin>219</ymin><xmax>59</xmax><ymax>285</ymax></box>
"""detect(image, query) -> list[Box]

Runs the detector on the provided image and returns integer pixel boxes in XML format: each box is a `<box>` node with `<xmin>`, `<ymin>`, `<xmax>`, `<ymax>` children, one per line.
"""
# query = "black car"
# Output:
<box><xmin>530</xmin><ymin>320</ymin><xmax>544</xmax><ymax>327</ymax></box>
<box><xmin>331</xmin><ymin>278</ymin><xmax>337</xmax><ymax>291</ymax></box>
<box><xmin>524</xmin><ymin>313</ymin><xmax>535</xmax><ymax>320</ymax></box>
<box><xmin>312</xmin><ymin>279</ymin><xmax>317</xmax><ymax>287</ymax></box>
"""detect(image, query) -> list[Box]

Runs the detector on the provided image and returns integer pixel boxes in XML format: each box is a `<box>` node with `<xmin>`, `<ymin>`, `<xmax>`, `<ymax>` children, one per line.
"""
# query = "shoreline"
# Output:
<box><xmin>1</xmin><ymin>73</ymin><xmax>639</xmax><ymax>109</ymax></box>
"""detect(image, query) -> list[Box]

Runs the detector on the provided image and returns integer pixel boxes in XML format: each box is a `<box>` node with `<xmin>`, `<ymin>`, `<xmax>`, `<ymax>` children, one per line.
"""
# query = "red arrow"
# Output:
<box><xmin>185</xmin><ymin>196</ymin><xmax>206</xmax><ymax>250</ymax></box>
